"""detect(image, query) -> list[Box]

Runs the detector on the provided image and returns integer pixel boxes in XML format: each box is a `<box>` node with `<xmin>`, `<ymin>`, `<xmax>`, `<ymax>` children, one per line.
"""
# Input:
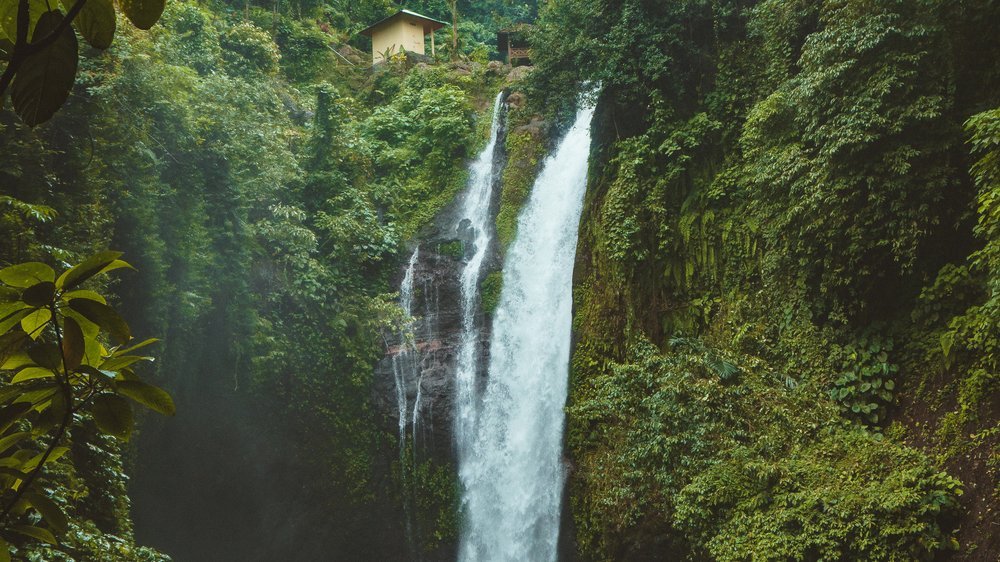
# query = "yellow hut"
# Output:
<box><xmin>359</xmin><ymin>10</ymin><xmax>448</xmax><ymax>64</ymax></box>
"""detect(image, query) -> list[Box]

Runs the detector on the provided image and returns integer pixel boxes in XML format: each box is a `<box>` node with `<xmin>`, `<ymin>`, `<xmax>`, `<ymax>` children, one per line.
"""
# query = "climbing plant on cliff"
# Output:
<box><xmin>531</xmin><ymin>0</ymin><xmax>1000</xmax><ymax>558</ymax></box>
<box><xmin>0</xmin><ymin>252</ymin><xmax>173</xmax><ymax>558</ymax></box>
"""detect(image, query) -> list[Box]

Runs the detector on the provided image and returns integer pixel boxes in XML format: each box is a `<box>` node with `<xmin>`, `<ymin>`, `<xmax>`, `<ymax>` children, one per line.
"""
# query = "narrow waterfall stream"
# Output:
<box><xmin>455</xmin><ymin>91</ymin><xmax>507</xmax><ymax>457</ymax></box>
<box><xmin>458</xmin><ymin>96</ymin><xmax>596</xmax><ymax>561</ymax></box>
<box><xmin>392</xmin><ymin>246</ymin><xmax>420</xmax><ymax>460</ymax></box>
<box><xmin>387</xmin><ymin>92</ymin><xmax>506</xmax><ymax>558</ymax></box>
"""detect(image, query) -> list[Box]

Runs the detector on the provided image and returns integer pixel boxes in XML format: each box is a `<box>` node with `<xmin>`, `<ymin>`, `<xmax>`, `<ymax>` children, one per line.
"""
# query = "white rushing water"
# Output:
<box><xmin>454</xmin><ymin>92</ymin><xmax>506</xmax><ymax>456</ymax></box>
<box><xmin>458</xmin><ymin>95</ymin><xmax>596</xmax><ymax>561</ymax></box>
<box><xmin>392</xmin><ymin>246</ymin><xmax>420</xmax><ymax>458</ymax></box>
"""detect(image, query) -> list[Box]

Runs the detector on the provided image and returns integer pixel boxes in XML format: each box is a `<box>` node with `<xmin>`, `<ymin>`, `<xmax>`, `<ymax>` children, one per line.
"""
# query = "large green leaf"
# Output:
<box><xmin>0</xmin><ymin>262</ymin><xmax>54</xmax><ymax>288</ymax></box>
<box><xmin>61</xmin><ymin>316</ymin><xmax>84</xmax><ymax>370</ymax></box>
<box><xmin>31</xmin><ymin>391</ymin><xmax>66</xmax><ymax>433</ymax></box>
<box><xmin>54</xmin><ymin>250</ymin><xmax>121</xmax><ymax>291</ymax></box>
<box><xmin>21</xmin><ymin>445</ymin><xmax>68</xmax><ymax>473</ymax></box>
<box><xmin>67</xmin><ymin>298</ymin><xmax>130</xmax><ymax>343</ymax></box>
<box><xmin>62</xmin><ymin>307</ymin><xmax>99</xmax><ymax>338</ymax></box>
<box><xmin>60</xmin><ymin>289</ymin><xmax>106</xmax><ymax>304</ymax></box>
<box><xmin>20</xmin><ymin>281</ymin><xmax>54</xmax><ymax>306</ymax></box>
<box><xmin>61</xmin><ymin>0</ymin><xmax>114</xmax><ymax>49</ymax></box>
<box><xmin>10</xmin><ymin>11</ymin><xmax>79</xmax><ymax>127</ymax></box>
<box><xmin>0</xmin><ymin>286</ymin><xmax>18</xmax><ymax>303</ymax></box>
<box><xmin>91</xmin><ymin>393</ymin><xmax>132</xmax><ymax>439</ymax></box>
<box><xmin>99</xmin><ymin>354</ymin><xmax>151</xmax><ymax>371</ymax></box>
<box><xmin>0</xmin><ymin>535</ymin><xmax>10</xmax><ymax>562</ymax></box>
<box><xmin>22</xmin><ymin>490</ymin><xmax>67</xmax><ymax>533</ymax></box>
<box><xmin>0</xmin><ymin>0</ymin><xmax>47</xmax><ymax>42</ymax></box>
<box><xmin>8</xmin><ymin>524</ymin><xmax>57</xmax><ymax>545</ymax></box>
<box><xmin>117</xmin><ymin>380</ymin><xmax>175</xmax><ymax>415</ymax></box>
<box><xmin>119</xmin><ymin>0</ymin><xmax>164</xmax><ymax>30</ymax></box>
<box><xmin>112</xmin><ymin>337</ymin><xmax>158</xmax><ymax>356</ymax></box>
<box><xmin>0</xmin><ymin>308</ymin><xmax>30</xmax><ymax>335</ymax></box>
<box><xmin>0</xmin><ymin>332</ymin><xmax>26</xmax><ymax>367</ymax></box>
<box><xmin>0</xmin><ymin>431</ymin><xmax>29</xmax><ymax>455</ymax></box>
<box><xmin>26</xmin><ymin>342</ymin><xmax>59</xmax><ymax>369</ymax></box>
<box><xmin>20</xmin><ymin>308</ymin><xmax>51</xmax><ymax>338</ymax></box>
<box><xmin>10</xmin><ymin>366</ymin><xmax>55</xmax><ymax>384</ymax></box>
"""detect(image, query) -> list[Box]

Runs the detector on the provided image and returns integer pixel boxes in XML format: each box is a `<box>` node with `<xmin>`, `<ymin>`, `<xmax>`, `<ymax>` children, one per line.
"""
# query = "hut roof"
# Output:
<box><xmin>359</xmin><ymin>10</ymin><xmax>448</xmax><ymax>37</ymax></box>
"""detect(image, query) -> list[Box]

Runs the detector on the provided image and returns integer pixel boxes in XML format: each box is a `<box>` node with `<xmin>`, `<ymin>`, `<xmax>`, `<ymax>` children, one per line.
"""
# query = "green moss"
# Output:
<box><xmin>497</xmin><ymin>123</ymin><xmax>547</xmax><ymax>251</ymax></box>
<box><xmin>479</xmin><ymin>271</ymin><xmax>503</xmax><ymax>314</ymax></box>
<box><xmin>434</xmin><ymin>239</ymin><xmax>463</xmax><ymax>260</ymax></box>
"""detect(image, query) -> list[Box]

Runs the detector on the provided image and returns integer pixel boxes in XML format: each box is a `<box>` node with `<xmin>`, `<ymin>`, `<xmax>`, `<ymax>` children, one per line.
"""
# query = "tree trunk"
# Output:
<box><xmin>450</xmin><ymin>0</ymin><xmax>458</xmax><ymax>59</ymax></box>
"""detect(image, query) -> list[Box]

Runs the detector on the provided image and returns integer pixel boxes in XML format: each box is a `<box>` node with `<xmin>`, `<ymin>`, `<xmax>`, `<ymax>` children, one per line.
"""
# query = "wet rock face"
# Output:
<box><xmin>373</xmin><ymin>91</ymin><xmax>508</xmax><ymax>463</ymax></box>
<box><xmin>372</xmin><ymin>217</ymin><xmax>496</xmax><ymax>461</ymax></box>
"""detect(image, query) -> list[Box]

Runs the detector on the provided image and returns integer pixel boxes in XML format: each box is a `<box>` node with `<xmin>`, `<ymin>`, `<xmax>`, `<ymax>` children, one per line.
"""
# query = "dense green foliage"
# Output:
<box><xmin>531</xmin><ymin>0</ymin><xmax>1000</xmax><ymax>559</ymax></box>
<box><xmin>0</xmin><ymin>253</ymin><xmax>173</xmax><ymax>560</ymax></box>
<box><xmin>1</xmin><ymin>0</ymin><xmax>511</xmax><ymax>558</ymax></box>
<box><xmin>2</xmin><ymin>0</ymin><xmax>998</xmax><ymax>559</ymax></box>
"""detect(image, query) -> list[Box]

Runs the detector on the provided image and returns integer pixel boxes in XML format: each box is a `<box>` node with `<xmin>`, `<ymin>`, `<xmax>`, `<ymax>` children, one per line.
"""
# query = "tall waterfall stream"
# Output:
<box><xmin>389</xmin><ymin>90</ymin><xmax>595</xmax><ymax>560</ymax></box>
<box><xmin>458</xmin><ymin>96</ymin><xmax>596</xmax><ymax>561</ymax></box>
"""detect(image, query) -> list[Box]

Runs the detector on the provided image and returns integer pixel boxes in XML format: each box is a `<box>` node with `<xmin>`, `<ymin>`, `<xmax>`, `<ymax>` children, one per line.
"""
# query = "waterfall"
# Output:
<box><xmin>458</xmin><ymin>94</ymin><xmax>596</xmax><ymax>561</ymax></box>
<box><xmin>392</xmin><ymin>246</ymin><xmax>420</xmax><ymax>458</ymax></box>
<box><xmin>454</xmin><ymin>92</ymin><xmax>506</xmax><ymax>457</ymax></box>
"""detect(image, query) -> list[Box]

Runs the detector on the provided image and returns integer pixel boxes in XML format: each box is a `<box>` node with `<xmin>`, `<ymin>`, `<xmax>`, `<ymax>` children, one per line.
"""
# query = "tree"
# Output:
<box><xmin>0</xmin><ymin>0</ymin><xmax>167</xmax><ymax>126</ymax></box>
<box><xmin>0</xmin><ymin>252</ymin><xmax>174</xmax><ymax>558</ymax></box>
<box><xmin>449</xmin><ymin>0</ymin><xmax>458</xmax><ymax>59</ymax></box>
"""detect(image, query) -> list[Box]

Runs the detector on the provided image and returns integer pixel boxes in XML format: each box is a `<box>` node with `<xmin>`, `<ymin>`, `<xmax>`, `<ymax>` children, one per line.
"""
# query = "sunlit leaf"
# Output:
<box><xmin>60</xmin><ymin>289</ymin><xmax>106</xmax><ymax>304</ymax></box>
<box><xmin>61</xmin><ymin>0</ymin><xmax>115</xmax><ymax>49</ymax></box>
<box><xmin>0</xmin><ymin>431</ymin><xmax>29</xmax><ymax>455</ymax></box>
<box><xmin>20</xmin><ymin>308</ymin><xmax>51</xmax><ymax>338</ymax></box>
<box><xmin>91</xmin><ymin>394</ymin><xmax>132</xmax><ymax>439</ymax></box>
<box><xmin>11</xmin><ymin>11</ymin><xmax>79</xmax><ymax>126</ymax></box>
<box><xmin>0</xmin><ymin>262</ymin><xmax>54</xmax><ymax>288</ymax></box>
<box><xmin>117</xmin><ymin>380</ymin><xmax>175</xmax><ymax>415</ymax></box>
<box><xmin>54</xmin><ymin>250</ymin><xmax>122</xmax><ymax>291</ymax></box>
<box><xmin>62</xmin><ymin>307</ymin><xmax>99</xmax><ymax>338</ymax></box>
<box><xmin>112</xmin><ymin>337</ymin><xmax>158</xmax><ymax>356</ymax></box>
<box><xmin>0</xmin><ymin>351</ymin><xmax>32</xmax><ymax>371</ymax></box>
<box><xmin>0</xmin><ymin>286</ymin><xmax>18</xmax><ymax>303</ymax></box>
<box><xmin>81</xmin><ymin>333</ymin><xmax>103</xmax><ymax>367</ymax></box>
<box><xmin>10</xmin><ymin>366</ymin><xmax>55</xmax><ymax>384</ymax></box>
<box><xmin>11</xmin><ymin>386</ymin><xmax>57</xmax><ymax>408</ymax></box>
<box><xmin>0</xmin><ymin>0</ymin><xmax>47</xmax><ymax>43</ymax></box>
<box><xmin>99</xmin><ymin>354</ymin><xmax>151</xmax><ymax>372</ymax></box>
<box><xmin>0</xmin><ymin>308</ymin><xmax>30</xmax><ymax>335</ymax></box>
<box><xmin>0</xmin><ymin>332</ymin><xmax>27</xmax><ymax>367</ymax></box>
<box><xmin>21</xmin><ymin>446</ymin><xmax>68</xmax><ymax>474</ymax></box>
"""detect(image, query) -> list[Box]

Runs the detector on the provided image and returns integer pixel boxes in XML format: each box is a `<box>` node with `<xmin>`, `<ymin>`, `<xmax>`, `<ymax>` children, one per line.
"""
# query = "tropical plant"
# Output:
<box><xmin>0</xmin><ymin>0</ymin><xmax>167</xmax><ymax>125</ymax></box>
<box><xmin>0</xmin><ymin>252</ymin><xmax>173</xmax><ymax>558</ymax></box>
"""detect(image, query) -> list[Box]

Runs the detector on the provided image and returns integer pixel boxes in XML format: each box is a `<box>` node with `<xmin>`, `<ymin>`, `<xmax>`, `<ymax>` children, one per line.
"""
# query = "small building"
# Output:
<box><xmin>497</xmin><ymin>24</ymin><xmax>532</xmax><ymax>66</ymax></box>
<box><xmin>359</xmin><ymin>9</ymin><xmax>448</xmax><ymax>64</ymax></box>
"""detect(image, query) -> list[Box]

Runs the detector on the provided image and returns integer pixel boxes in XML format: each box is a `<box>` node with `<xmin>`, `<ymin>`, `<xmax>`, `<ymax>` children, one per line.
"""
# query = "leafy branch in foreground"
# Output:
<box><xmin>0</xmin><ymin>0</ymin><xmax>167</xmax><ymax>125</ymax></box>
<box><xmin>0</xmin><ymin>251</ymin><xmax>174</xmax><ymax>560</ymax></box>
